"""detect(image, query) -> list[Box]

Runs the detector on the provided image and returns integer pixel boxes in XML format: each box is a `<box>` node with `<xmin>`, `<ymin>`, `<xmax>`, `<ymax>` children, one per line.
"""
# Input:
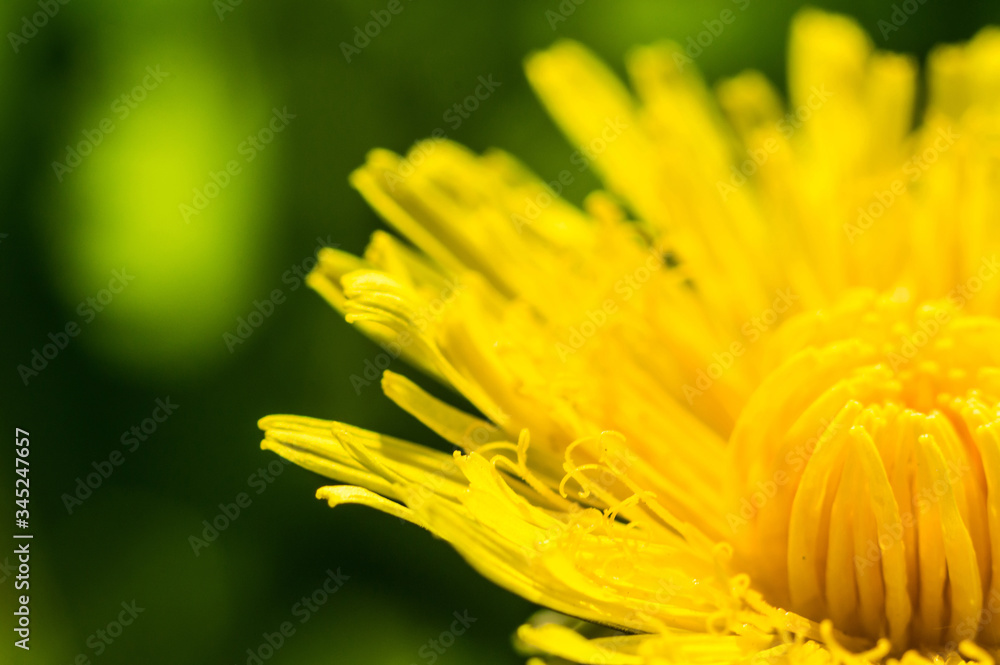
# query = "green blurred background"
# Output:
<box><xmin>2</xmin><ymin>0</ymin><xmax>998</xmax><ymax>663</ymax></box>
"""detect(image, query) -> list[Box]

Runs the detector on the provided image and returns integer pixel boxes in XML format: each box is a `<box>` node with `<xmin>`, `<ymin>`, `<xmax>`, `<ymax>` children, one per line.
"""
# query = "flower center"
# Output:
<box><xmin>729</xmin><ymin>290</ymin><xmax>1000</xmax><ymax>652</ymax></box>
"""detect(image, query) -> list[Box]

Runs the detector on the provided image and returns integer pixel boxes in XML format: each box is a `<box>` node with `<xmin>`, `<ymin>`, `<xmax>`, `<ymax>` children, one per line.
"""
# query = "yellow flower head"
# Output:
<box><xmin>260</xmin><ymin>10</ymin><xmax>1000</xmax><ymax>664</ymax></box>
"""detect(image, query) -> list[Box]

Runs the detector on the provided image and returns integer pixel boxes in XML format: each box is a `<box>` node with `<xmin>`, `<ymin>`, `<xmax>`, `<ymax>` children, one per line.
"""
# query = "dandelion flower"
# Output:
<box><xmin>260</xmin><ymin>10</ymin><xmax>1000</xmax><ymax>664</ymax></box>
